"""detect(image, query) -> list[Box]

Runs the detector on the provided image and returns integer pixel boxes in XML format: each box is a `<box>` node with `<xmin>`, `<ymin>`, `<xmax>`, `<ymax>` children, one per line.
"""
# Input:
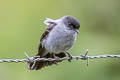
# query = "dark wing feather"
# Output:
<box><xmin>28</xmin><ymin>22</ymin><xmax>67</xmax><ymax>70</ymax></box>
<box><xmin>37</xmin><ymin>23</ymin><xmax>57</xmax><ymax>56</ymax></box>
<box><xmin>28</xmin><ymin>23</ymin><xmax>57</xmax><ymax>70</ymax></box>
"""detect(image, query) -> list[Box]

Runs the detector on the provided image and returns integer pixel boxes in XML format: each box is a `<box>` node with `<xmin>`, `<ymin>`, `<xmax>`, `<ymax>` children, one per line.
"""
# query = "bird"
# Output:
<box><xmin>27</xmin><ymin>15</ymin><xmax>80</xmax><ymax>70</ymax></box>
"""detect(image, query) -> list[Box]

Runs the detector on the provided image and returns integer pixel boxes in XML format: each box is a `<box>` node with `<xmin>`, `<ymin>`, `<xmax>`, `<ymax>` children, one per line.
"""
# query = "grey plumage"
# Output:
<box><xmin>28</xmin><ymin>15</ymin><xmax>80</xmax><ymax>70</ymax></box>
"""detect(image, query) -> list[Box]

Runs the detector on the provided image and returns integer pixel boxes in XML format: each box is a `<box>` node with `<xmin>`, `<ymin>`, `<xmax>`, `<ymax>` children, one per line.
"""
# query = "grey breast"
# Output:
<box><xmin>44</xmin><ymin>25</ymin><xmax>76</xmax><ymax>53</ymax></box>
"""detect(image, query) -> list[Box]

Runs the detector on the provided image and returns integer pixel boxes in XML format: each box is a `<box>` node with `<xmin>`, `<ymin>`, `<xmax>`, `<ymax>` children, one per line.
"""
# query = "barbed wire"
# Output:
<box><xmin>0</xmin><ymin>50</ymin><xmax>120</xmax><ymax>63</ymax></box>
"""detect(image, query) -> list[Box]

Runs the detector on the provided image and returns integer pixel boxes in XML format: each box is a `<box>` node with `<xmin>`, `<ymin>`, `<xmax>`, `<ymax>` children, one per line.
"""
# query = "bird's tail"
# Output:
<box><xmin>27</xmin><ymin>52</ymin><xmax>66</xmax><ymax>70</ymax></box>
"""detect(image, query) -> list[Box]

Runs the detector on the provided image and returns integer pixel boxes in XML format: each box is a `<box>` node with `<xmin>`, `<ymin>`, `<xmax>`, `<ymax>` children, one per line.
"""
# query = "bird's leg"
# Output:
<box><xmin>66</xmin><ymin>52</ymin><xmax>73</xmax><ymax>62</ymax></box>
<box><xmin>53</xmin><ymin>53</ymin><xmax>60</xmax><ymax>65</ymax></box>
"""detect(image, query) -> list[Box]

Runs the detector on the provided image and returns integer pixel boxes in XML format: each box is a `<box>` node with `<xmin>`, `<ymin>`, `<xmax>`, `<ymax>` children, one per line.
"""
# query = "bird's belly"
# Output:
<box><xmin>44</xmin><ymin>31</ymin><xmax>76</xmax><ymax>53</ymax></box>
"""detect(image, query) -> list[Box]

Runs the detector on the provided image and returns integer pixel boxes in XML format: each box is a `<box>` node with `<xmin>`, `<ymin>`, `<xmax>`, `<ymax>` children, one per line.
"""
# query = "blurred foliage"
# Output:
<box><xmin>0</xmin><ymin>0</ymin><xmax>120</xmax><ymax>80</ymax></box>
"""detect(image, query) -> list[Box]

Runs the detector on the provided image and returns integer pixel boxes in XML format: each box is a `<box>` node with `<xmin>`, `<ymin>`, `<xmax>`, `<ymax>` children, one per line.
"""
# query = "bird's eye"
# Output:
<box><xmin>68</xmin><ymin>23</ymin><xmax>73</xmax><ymax>26</ymax></box>
<box><xmin>68</xmin><ymin>22</ymin><xmax>71</xmax><ymax>25</ymax></box>
<box><xmin>68</xmin><ymin>23</ymin><xmax>76</xmax><ymax>29</ymax></box>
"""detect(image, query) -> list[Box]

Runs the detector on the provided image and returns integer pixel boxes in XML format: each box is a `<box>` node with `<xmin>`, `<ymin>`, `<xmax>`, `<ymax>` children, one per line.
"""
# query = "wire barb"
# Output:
<box><xmin>79</xmin><ymin>49</ymin><xmax>89</xmax><ymax>66</ymax></box>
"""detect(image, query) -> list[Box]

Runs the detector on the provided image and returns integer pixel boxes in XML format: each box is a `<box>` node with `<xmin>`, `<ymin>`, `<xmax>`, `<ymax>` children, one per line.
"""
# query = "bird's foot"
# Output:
<box><xmin>66</xmin><ymin>52</ymin><xmax>73</xmax><ymax>62</ymax></box>
<box><xmin>53</xmin><ymin>54</ymin><xmax>60</xmax><ymax>65</ymax></box>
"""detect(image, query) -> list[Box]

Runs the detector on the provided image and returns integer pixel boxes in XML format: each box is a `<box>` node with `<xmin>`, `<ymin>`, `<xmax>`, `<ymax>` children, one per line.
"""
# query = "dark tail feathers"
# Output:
<box><xmin>27</xmin><ymin>52</ymin><xmax>66</xmax><ymax>70</ymax></box>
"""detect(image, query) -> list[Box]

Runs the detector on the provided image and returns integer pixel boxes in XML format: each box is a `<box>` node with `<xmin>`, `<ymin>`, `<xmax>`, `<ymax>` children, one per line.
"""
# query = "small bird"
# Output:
<box><xmin>28</xmin><ymin>15</ymin><xmax>80</xmax><ymax>70</ymax></box>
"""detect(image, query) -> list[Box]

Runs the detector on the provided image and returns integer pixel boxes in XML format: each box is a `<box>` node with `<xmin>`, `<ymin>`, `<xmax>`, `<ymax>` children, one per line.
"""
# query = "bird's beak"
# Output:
<box><xmin>75</xmin><ymin>29</ymin><xmax>80</xmax><ymax>34</ymax></box>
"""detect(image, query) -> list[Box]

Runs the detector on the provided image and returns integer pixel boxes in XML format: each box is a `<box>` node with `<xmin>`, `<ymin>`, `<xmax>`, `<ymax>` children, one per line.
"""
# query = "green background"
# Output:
<box><xmin>0</xmin><ymin>0</ymin><xmax>120</xmax><ymax>80</ymax></box>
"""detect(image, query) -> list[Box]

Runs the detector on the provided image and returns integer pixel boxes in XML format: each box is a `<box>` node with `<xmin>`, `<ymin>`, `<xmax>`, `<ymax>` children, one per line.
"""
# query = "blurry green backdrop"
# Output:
<box><xmin>0</xmin><ymin>0</ymin><xmax>120</xmax><ymax>80</ymax></box>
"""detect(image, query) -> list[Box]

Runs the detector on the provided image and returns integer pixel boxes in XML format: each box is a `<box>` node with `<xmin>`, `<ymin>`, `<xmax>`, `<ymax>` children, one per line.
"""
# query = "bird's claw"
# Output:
<box><xmin>66</xmin><ymin>52</ymin><xmax>73</xmax><ymax>62</ymax></box>
<box><xmin>53</xmin><ymin>54</ymin><xmax>60</xmax><ymax>65</ymax></box>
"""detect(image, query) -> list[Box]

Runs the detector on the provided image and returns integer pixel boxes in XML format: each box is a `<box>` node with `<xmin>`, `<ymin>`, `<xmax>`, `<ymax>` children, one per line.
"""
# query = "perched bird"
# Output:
<box><xmin>28</xmin><ymin>15</ymin><xmax>80</xmax><ymax>70</ymax></box>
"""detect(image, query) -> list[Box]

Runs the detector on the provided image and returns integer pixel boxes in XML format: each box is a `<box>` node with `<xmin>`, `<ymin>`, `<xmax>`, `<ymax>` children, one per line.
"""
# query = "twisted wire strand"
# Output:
<box><xmin>0</xmin><ymin>54</ymin><xmax>120</xmax><ymax>63</ymax></box>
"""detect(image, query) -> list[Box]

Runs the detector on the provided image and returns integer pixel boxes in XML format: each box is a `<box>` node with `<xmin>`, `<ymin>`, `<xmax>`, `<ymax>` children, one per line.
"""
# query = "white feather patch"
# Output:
<box><xmin>44</xmin><ymin>18</ymin><xmax>55</xmax><ymax>26</ymax></box>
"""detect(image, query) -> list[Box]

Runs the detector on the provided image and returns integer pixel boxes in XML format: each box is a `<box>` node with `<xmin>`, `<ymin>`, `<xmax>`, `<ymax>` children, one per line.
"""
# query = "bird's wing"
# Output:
<box><xmin>29</xmin><ymin>23</ymin><xmax>57</xmax><ymax>70</ymax></box>
<box><xmin>38</xmin><ymin>22</ymin><xmax>57</xmax><ymax>56</ymax></box>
